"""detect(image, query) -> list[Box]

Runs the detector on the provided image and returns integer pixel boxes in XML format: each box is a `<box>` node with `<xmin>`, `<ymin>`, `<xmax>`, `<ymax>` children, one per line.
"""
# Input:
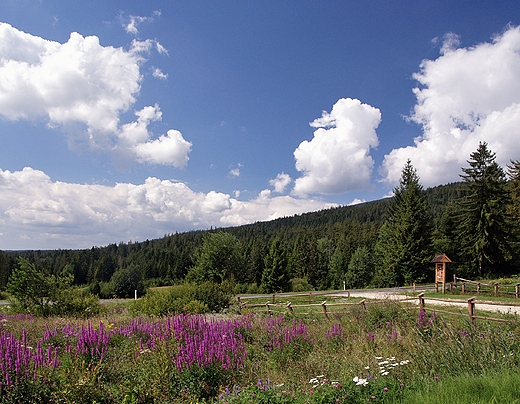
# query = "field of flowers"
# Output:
<box><xmin>0</xmin><ymin>301</ymin><xmax>519</xmax><ymax>403</ymax></box>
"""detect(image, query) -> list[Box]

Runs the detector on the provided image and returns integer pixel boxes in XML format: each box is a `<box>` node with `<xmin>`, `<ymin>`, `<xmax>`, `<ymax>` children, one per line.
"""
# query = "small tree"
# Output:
<box><xmin>261</xmin><ymin>238</ymin><xmax>288</xmax><ymax>293</ymax></box>
<box><xmin>345</xmin><ymin>246</ymin><xmax>373</xmax><ymax>289</ymax></box>
<box><xmin>188</xmin><ymin>232</ymin><xmax>245</xmax><ymax>284</ymax></box>
<box><xmin>7</xmin><ymin>258</ymin><xmax>49</xmax><ymax>314</ymax></box>
<box><xmin>7</xmin><ymin>257</ymin><xmax>100</xmax><ymax>316</ymax></box>
<box><xmin>328</xmin><ymin>247</ymin><xmax>348</xmax><ymax>290</ymax></box>
<box><xmin>111</xmin><ymin>264</ymin><xmax>144</xmax><ymax>298</ymax></box>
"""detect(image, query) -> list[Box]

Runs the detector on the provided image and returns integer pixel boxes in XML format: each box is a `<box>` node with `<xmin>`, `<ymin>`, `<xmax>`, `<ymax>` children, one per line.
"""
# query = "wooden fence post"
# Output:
<box><xmin>309</xmin><ymin>293</ymin><xmax>312</xmax><ymax>304</ymax></box>
<box><xmin>516</xmin><ymin>284</ymin><xmax>520</xmax><ymax>299</ymax></box>
<box><xmin>272</xmin><ymin>294</ymin><xmax>276</xmax><ymax>303</ymax></box>
<box><xmin>413</xmin><ymin>283</ymin><xmax>416</xmax><ymax>292</ymax></box>
<box><xmin>467</xmin><ymin>297</ymin><xmax>476</xmax><ymax>325</ymax></box>
<box><xmin>360</xmin><ymin>299</ymin><xmax>367</xmax><ymax>311</ymax></box>
<box><xmin>418</xmin><ymin>293</ymin><xmax>425</xmax><ymax>312</ymax></box>
<box><xmin>287</xmin><ymin>302</ymin><xmax>293</xmax><ymax>315</ymax></box>
<box><xmin>494</xmin><ymin>283</ymin><xmax>499</xmax><ymax>295</ymax></box>
<box><xmin>347</xmin><ymin>290</ymin><xmax>350</xmax><ymax>298</ymax></box>
<box><xmin>265</xmin><ymin>301</ymin><xmax>271</xmax><ymax>315</ymax></box>
<box><xmin>477</xmin><ymin>283</ymin><xmax>481</xmax><ymax>294</ymax></box>
<box><xmin>449</xmin><ymin>283</ymin><xmax>453</xmax><ymax>292</ymax></box>
<box><xmin>462</xmin><ymin>283</ymin><xmax>465</xmax><ymax>294</ymax></box>
<box><xmin>321</xmin><ymin>301</ymin><xmax>328</xmax><ymax>319</ymax></box>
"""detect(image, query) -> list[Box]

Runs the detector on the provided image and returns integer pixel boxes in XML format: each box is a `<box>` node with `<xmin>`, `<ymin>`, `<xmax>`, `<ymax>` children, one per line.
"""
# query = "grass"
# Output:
<box><xmin>0</xmin><ymin>297</ymin><xmax>519</xmax><ymax>402</ymax></box>
<box><xmin>400</xmin><ymin>371</ymin><xmax>520</xmax><ymax>403</ymax></box>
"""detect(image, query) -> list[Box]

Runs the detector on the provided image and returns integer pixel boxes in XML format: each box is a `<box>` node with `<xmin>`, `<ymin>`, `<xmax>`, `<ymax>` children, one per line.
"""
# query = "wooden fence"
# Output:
<box><xmin>445</xmin><ymin>276</ymin><xmax>520</xmax><ymax>298</ymax></box>
<box><xmin>237</xmin><ymin>291</ymin><xmax>516</xmax><ymax>324</ymax></box>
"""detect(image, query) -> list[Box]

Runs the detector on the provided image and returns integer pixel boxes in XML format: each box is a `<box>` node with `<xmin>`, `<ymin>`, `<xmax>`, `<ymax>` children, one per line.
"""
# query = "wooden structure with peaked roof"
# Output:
<box><xmin>431</xmin><ymin>254</ymin><xmax>452</xmax><ymax>293</ymax></box>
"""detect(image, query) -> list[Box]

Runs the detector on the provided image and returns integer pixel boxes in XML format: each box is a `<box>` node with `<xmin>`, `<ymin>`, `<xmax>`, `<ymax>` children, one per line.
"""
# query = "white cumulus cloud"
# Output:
<box><xmin>134</xmin><ymin>129</ymin><xmax>192</xmax><ymax>167</ymax></box>
<box><xmin>381</xmin><ymin>25</ymin><xmax>520</xmax><ymax>187</ymax></box>
<box><xmin>270</xmin><ymin>172</ymin><xmax>292</xmax><ymax>193</ymax></box>
<box><xmin>292</xmin><ymin>98</ymin><xmax>381</xmax><ymax>195</ymax></box>
<box><xmin>0</xmin><ymin>167</ymin><xmax>336</xmax><ymax>250</ymax></box>
<box><xmin>0</xmin><ymin>22</ymin><xmax>190</xmax><ymax>168</ymax></box>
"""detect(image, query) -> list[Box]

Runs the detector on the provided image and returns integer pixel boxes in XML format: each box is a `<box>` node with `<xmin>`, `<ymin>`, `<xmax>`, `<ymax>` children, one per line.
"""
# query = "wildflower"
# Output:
<box><xmin>365</xmin><ymin>366</ymin><xmax>370</xmax><ymax>370</ymax></box>
<box><xmin>353</xmin><ymin>376</ymin><xmax>369</xmax><ymax>386</ymax></box>
<box><xmin>383</xmin><ymin>387</ymin><xmax>388</xmax><ymax>392</ymax></box>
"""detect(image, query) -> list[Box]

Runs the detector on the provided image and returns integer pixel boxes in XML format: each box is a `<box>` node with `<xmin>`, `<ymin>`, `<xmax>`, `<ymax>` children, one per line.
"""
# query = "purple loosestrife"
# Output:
<box><xmin>75</xmin><ymin>322</ymin><xmax>111</xmax><ymax>363</ymax></box>
<box><xmin>169</xmin><ymin>314</ymin><xmax>249</xmax><ymax>372</ymax></box>
<box><xmin>326</xmin><ymin>323</ymin><xmax>344</xmax><ymax>341</ymax></box>
<box><xmin>0</xmin><ymin>329</ymin><xmax>59</xmax><ymax>387</ymax></box>
<box><xmin>261</xmin><ymin>316</ymin><xmax>310</xmax><ymax>351</ymax></box>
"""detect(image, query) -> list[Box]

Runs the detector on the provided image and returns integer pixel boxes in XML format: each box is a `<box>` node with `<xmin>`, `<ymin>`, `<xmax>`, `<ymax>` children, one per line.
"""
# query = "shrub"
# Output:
<box><xmin>110</xmin><ymin>265</ymin><xmax>144</xmax><ymax>298</ymax></box>
<box><xmin>289</xmin><ymin>277</ymin><xmax>314</xmax><ymax>292</ymax></box>
<box><xmin>132</xmin><ymin>282</ymin><xmax>232</xmax><ymax>316</ymax></box>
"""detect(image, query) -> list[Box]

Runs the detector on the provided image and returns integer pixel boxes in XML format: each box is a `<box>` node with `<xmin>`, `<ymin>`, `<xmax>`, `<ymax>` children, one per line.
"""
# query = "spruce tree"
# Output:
<box><xmin>455</xmin><ymin>143</ymin><xmax>513</xmax><ymax>276</ymax></box>
<box><xmin>373</xmin><ymin>160</ymin><xmax>433</xmax><ymax>286</ymax></box>
<box><xmin>261</xmin><ymin>238</ymin><xmax>288</xmax><ymax>293</ymax></box>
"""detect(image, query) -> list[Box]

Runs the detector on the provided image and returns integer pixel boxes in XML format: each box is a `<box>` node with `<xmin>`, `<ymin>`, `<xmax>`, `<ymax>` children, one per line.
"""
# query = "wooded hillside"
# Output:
<box><xmin>0</xmin><ymin>181</ymin><xmax>465</xmax><ymax>293</ymax></box>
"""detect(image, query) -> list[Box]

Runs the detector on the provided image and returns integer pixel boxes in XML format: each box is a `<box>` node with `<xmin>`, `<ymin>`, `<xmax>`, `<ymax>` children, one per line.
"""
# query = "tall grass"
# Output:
<box><xmin>0</xmin><ymin>300</ymin><xmax>518</xmax><ymax>402</ymax></box>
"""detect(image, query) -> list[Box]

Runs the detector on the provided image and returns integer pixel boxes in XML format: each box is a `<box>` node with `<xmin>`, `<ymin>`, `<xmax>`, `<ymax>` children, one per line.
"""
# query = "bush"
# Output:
<box><xmin>6</xmin><ymin>258</ymin><xmax>101</xmax><ymax>317</ymax></box>
<box><xmin>110</xmin><ymin>265</ymin><xmax>144</xmax><ymax>298</ymax></box>
<box><xmin>131</xmin><ymin>282</ymin><xmax>232</xmax><ymax>316</ymax></box>
<box><xmin>290</xmin><ymin>277</ymin><xmax>314</xmax><ymax>292</ymax></box>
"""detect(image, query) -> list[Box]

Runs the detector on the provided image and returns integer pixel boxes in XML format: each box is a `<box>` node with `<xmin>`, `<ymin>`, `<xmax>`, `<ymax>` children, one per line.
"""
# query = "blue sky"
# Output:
<box><xmin>1</xmin><ymin>1</ymin><xmax>520</xmax><ymax>250</ymax></box>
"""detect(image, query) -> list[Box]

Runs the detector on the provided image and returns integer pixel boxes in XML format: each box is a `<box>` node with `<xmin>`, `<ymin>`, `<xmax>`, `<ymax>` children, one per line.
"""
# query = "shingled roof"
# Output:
<box><xmin>431</xmin><ymin>253</ymin><xmax>452</xmax><ymax>263</ymax></box>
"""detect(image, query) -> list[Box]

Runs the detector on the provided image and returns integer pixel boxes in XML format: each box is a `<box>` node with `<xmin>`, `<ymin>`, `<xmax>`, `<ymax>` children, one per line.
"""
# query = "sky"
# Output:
<box><xmin>1</xmin><ymin>1</ymin><xmax>520</xmax><ymax>250</ymax></box>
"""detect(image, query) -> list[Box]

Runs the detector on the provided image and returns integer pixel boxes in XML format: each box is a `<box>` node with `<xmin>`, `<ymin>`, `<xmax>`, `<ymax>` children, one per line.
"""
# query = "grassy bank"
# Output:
<box><xmin>0</xmin><ymin>299</ymin><xmax>518</xmax><ymax>402</ymax></box>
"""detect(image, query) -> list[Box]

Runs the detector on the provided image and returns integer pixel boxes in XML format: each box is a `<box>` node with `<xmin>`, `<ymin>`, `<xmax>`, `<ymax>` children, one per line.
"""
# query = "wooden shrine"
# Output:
<box><xmin>431</xmin><ymin>254</ymin><xmax>451</xmax><ymax>294</ymax></box>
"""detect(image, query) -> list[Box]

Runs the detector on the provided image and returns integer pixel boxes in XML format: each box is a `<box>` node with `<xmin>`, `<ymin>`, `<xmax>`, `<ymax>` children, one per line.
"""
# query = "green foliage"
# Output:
<box><xmin>131</xmin><ymin>282</ymin><xmax>231</xmax><ymax>316</ymax></box>
<box><xmin>289</xmin><ymin>277</ymin><xmax>314</xmax><ymax>292</ymax></box>
<box><xmin>6</xmin><ymin>258</ymin><xmax>49</xmax><ymax>314</ymax></box>
<box><xmin>261</xmin><ymin>238</ymin><xmax>289</xmax><ymax>293</ymax></box>
<box><xmin>188</xmin><ymin>231</ymin><xmax>245</xmax><ymax>284</ymax></box>
<box><xmin>374</xmin><ymin>160</ymin><xmax>433</xmax><ymax>286</ymax></box>
<box><xmin>110</xmin><ymin>264</ymin><xmax>144</xmax><ymax>298</ymax></box>
<box><xmin>6</xmin><ymin>257</ymin><xmax>100</xmax><ymax>317</ymax></box>
<box><xmin>345</xmin><ymin>246</ymin><xmax>374</xmax><ymax>289</ymax></box>
<box><xmin>328</xmin><ymin>247</ymin><xmax>348</xmax><ymax>290</ymax></box>
<box><xmin>453</xmin><ymin>143</ymin><xmax>514</xmax><ymax>277</ymax></box>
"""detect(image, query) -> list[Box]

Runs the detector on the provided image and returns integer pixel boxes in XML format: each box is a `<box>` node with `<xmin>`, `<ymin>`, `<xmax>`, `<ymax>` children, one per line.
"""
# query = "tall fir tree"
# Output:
<box><xmin>261</xmin><ymin>238</ymin><xmax>288</xmax><ymax>293</ymax></box>
<box><xmin>373</xmin><ymin>160</ymin><xmax>433</xmax><ymax>286</ymax></box>
<box><xmin>454</xmin><ymin>143</ymin><xmax>513</xmax><ymax>277</ymax></box>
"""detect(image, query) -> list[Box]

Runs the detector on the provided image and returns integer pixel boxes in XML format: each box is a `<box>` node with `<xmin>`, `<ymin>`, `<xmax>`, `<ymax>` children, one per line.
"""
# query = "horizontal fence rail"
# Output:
<box><xmin>237</xmin><ymin>291</ymin><xmax>517</xmax><ymax>324</ymax></box>
<box><xmin>445</xmin><ymin>276</ymin><xmax>520</xmax><ymax>298</ymax></box>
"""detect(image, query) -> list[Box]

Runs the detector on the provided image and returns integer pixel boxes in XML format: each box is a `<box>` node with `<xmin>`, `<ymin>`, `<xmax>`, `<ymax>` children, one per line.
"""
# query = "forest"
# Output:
<box><xmin>0</xmin><ymin>142</ymin><xmax>518</xmax><ymax>298</ymax></box>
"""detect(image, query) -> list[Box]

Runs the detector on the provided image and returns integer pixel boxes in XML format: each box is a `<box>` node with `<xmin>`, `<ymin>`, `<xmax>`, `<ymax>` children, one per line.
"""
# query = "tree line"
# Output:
<box><xmin>0</xmin><ymin>142</ymin><xmax>518</xmax><ymax>296</ymax></box>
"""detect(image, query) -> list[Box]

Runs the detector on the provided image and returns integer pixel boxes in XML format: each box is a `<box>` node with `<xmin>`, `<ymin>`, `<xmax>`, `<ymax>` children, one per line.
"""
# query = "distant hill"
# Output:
<box><xmin>0</xmin><ymin>182</ymin><xmax>464</xmax><ymax>290</ymax></box>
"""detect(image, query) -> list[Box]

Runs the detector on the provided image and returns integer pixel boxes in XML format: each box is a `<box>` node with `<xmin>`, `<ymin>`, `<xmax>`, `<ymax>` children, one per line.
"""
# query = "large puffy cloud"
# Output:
<box><xmin>0</xmin><ymin>22</ymin><xmax>190</xmax><ymax>168</ymax></box>
<box><xmin>0</xmin><ymin>167</ymin><xmax>335</xmax><ymax>250</ymax></box>
<box><xmin>381</xmin><ymin>26</ymin><xmax>520</xmax><ymax>186</ymax></box>
<box><xmin>292</xmin><ymin>98</ymin><xmax>381</xmax><ymax>195</ymax></box>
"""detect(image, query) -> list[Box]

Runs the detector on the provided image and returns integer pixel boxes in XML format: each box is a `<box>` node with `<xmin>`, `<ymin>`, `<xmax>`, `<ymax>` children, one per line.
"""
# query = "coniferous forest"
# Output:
<box><xmin>0</xmin><ymin>143</ymin><xmax>518</xmax><ymax>297</ymax></box>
